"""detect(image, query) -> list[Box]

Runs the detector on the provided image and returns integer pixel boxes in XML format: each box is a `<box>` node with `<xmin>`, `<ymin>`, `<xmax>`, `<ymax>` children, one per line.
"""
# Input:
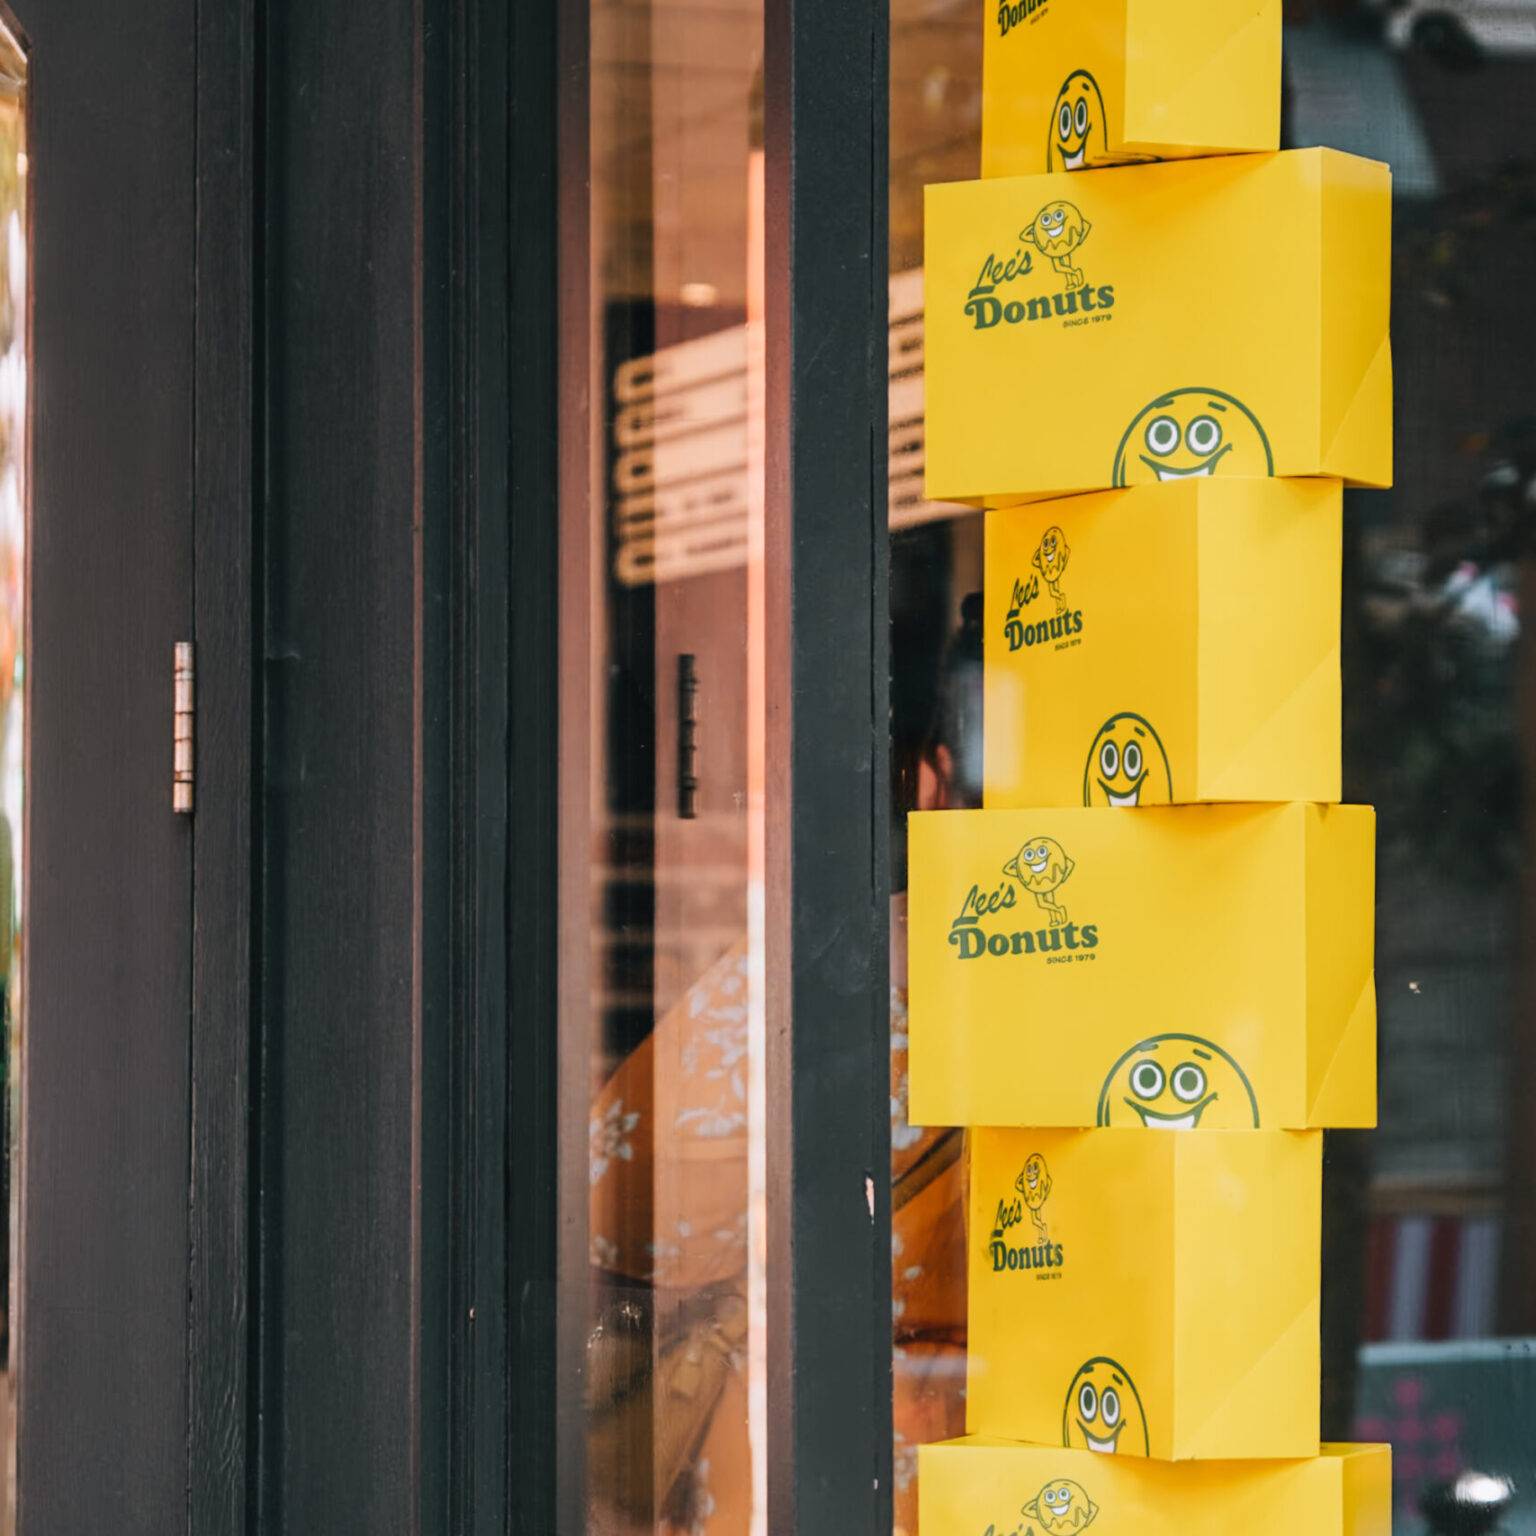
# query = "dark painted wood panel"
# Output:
<box><xmin>260</xmin><ymin>0</ymin><xmax>421</xmax><ymax>1524</ymax></box>
<box><xmin>507</xmin><ymin>0</ymin><xmax>564</xmax><ymax>1529</ymax></box>
<box><xmin>189</xmin><ymin>0</ymin><xmax>256</xmax><ymax>1528</ymax></box>
<box><xmin>21</xmin><ymin>2</ymin><xmax>196</xmax><ymax>1531</ymax></box>
<box><xmin>446</xmin><ymin>0</ymin><xmax>512</xmax><ymax>1529</ymax></box>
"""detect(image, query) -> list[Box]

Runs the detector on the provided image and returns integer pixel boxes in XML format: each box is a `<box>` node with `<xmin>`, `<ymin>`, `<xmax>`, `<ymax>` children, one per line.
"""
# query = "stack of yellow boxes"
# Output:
<box><xmin>909</xmin><ymin>4</ymin><xmax>1392</xmax><ymax>1532</ymax></box>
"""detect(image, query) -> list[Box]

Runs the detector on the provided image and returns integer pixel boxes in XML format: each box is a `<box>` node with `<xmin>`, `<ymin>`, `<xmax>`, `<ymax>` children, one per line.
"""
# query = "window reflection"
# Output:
<box><xmin>581</xmin><ymin>4</ymin><xmax>763</xmax><ymax>1532</ymax></box>
<box><xmin>889</xmin><ymin>2</ymin><xmax>1536</xmax><ymax>1532</ymax></box>
<box><xmin>0</xmin><ymin>28</ymin><xmax>24</xmax><ymax>1536</ymax></box>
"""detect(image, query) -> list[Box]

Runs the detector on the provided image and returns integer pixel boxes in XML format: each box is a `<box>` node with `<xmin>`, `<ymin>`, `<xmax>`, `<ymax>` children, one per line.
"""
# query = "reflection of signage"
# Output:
<box><xmin>609</xmin><ymin>268</ymin><xmax>958</xmax><ymax>587</ymax></box>
<box><xmin>610</xmin><ymin>330</ymin><xmax>752</xmax><ymax>588</ymax></box>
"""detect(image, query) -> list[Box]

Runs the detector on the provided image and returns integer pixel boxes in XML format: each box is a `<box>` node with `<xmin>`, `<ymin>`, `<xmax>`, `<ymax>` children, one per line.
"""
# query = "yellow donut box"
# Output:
<box><xmin>906</xmin><ymin>804</ymin><xmax>1375</xmax><ymax>1130</ymax></box>
<box><xmin>984</xmin><ymin>478</ymin><xmax>1341</xmax><ymax>810</ymax></box>
<box><xmin>919</xmin><ymin>1438</ymin><xmax>1390</xmax><ymax>1534</ymax></box>
<box><xmin>982</xmin><ymin>0</ymin><xmax>1280</xmax><ymax>179</ymax></box>
<box><xmin>923</xmin><ymin>148</ymin><xmax>1391</xmax><ymax>507</ymax></box>
<box><xmin>966</xmin><ymin>1127</ymin><xmax>1319</xmax><ymax>1459</ymax></box>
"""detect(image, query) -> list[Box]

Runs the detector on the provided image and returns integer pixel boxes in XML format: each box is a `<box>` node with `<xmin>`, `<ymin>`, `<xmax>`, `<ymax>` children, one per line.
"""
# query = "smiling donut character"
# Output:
<box><xmin>1023</xmin><ymin>201</ymin><xmax>1093</xmax><ymax>291</ymax></box>
<box><xmin>1097</xmin><ymin>1034</ymin><xmax>1261</xmax><ymax>1130</ymax></box>
<box><xmin>1002</xmin><ymin>837</ymin><xmax>1076</xmax><ymax>927</ymax></box>
<box><xmin>1023</xmin><ymin>1478</ymin><xmax>1100</xmax><ymax>1533</ymax></box>
<box><xmin>1082</xmin><ymin>713</ymin><xmax>1172</xmax><ymax>808</ymax></box>
<box><xmin>1048</xmin><ymin>70</ymin><xmax>1108</xmax><ymax>171</ymax></box>
<box><xmin>1062</xmin><ymin>1358</ymin><xmax>1149</xmax><ymax>1457</ymax></box>
<box><xmin>1112</xmin><ymin>388</ymin><xmax>1274</xmax><ymax>487</ymax></box>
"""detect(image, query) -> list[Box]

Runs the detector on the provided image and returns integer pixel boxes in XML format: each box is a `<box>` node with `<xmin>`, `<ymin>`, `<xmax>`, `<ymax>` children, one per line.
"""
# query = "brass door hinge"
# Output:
<box><xmin>173</xmin><ymin>641</ymin><xmax>194</xmax><ymax>814</ymax></box>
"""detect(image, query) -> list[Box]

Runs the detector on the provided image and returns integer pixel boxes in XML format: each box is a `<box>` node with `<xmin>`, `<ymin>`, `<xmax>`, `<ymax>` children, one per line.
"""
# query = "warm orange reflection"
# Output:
<box><xmin>0</xmin><ymin>24</ymin><xmax>25</xmax><ymax>1536</ymax></box>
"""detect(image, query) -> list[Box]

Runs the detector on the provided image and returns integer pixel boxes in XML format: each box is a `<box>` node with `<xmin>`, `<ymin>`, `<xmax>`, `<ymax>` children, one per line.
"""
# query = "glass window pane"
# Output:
<box><xmin>888</xmin><ymin>4</ymin><xmax>1536</xmax><ymax>1533</ymax></box>
<box><xmin>889</xmin><ymin>8</ymin><xmax>979</xmax><ymax>1533</ymax></box>
<box><xmin>578</xmin><ymin>4</ymin><xmax>765</xmax><ymax>1531</ymax></box>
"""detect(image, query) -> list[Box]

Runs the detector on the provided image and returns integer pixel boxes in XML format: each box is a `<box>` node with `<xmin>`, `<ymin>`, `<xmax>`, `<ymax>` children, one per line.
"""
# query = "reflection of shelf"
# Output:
<box><xmin>609</xmin><ymin>268</ymin><xmax>968</xmax><ymax>587</ymax></box>
<box><xmin>1372</xmin><ymin>1174</ymin><xmax>1503</xmax><ymax>1218</ymax></box>
<box><xmin>1364</xmin><ymin>1185</ymin><xmax>1503</xmax><ymax>1345</ymax></box>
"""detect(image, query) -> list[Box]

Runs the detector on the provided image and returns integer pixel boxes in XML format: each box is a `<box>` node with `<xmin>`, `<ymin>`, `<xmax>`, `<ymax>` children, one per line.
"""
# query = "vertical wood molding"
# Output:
<box><xmin>549</xmin><ymin>0</ymin><xmax>594</xmax><ymax>1529</ymax></box>
<box><xmin>258</xmin><ymin>0</ymin><xmax>422</xmax><ymax>1522</ymax></box>
<box><xmin>442</xmin><ymin>0</ymin><xmax>513</xmax><ymax>1530</ymax></box>
<box><xmin>189</xmin><ymin>0</ymin><xmax>257</xmax><ymax>1526</ymax></box>
<box><xmin>502</xmin><ymin>0</ymin><xmax>564</xmax><ymax>1531</ymax></box>
<box><xmin>763</xmin><ymin>0</ymin><xmax>893</xmax><ymax>1530</ymax></box>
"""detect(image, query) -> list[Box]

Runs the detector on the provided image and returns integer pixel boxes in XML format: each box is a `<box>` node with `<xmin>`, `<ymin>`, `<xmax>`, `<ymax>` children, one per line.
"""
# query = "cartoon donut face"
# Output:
<box><xmin>1004</xmin><ymin>837</ymin><xmax>1074</xmax><ymax>894</ymax></box>
<box><xmin>1018</xmin><ymin>1153</ymin><xmax>1052</xmax><ymax>1210</ymax></box>
<box><xmin>1024</xmin><ymin>1478</ymin><xmax>1100</xmax><ymax>1533</ymax></box>
<box><xmin>1097</xmin><ymin>1034</ymin><xmax>1261</xmax><ymax>1130</ymax></box>
<box><xmin>1112</xmin><ymin>389</ymin><xmax>1274</xmax><ymax>487</ymax></box>
<box><xmin>1049</xmin><ymin>70</ymin><xmax>1108</xmax><ymax>171</ymax></box>
<box><xmin>1035</xmin><ymin>526</ymin><xmax>1070</xmax><ymax>583</ymax></box>
<box><xmin>1082</xmin><ymin>713</ymin><xmax>1172</xmax><ymax>808</ymax></box>
<box><xmin>1062</xmin><ymin>1358</ymin><xmax>1149</xmax><ymax>1457</ymax></box>
<box><xmin>1026</xmin><ymin>201</ymin><xmax>1092</xmax><ymax>257</ymax></box>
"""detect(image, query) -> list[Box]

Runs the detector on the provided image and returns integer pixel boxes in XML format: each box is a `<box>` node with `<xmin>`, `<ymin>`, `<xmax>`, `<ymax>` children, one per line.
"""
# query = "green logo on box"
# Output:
<box><xmin>948</xmin><ymin>840</ymin><xmax>1102</xmax><ymax>962</ymax></box>
<box><xmin>988</xmin><ymin>1154</ymin><xmax>1065</xmax><ymax>1278</ymax></box>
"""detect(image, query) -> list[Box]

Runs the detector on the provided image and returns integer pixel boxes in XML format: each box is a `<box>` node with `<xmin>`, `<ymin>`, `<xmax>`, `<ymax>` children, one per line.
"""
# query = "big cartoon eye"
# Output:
<box><xmin>1130</xmin><ymin>1061</ymin><xmax>1165</xmax><ymax>1100</ymax></box>
<box><xmin>1058</xmin><ymin>102</ymin><xmax>1073</xmax><ymax>142</ymax></box>
<box><xmin>1047</xmin><ymin>1488</ymin><xmax>1068</xmax><ymax>1509</ymax></box>
<box><xmin>1123</xmin><ymin>741</ymin><xmax>1143</xmax><ymax>779</ymax></box>
<box><xmin>1143</xmin><ymin>415</ymin><xmax>1180</xmax><ymax>456</ymax></box>
<box><xmin>1186</xmin><ymin>415</ymin><xmax>1223</xmax><ymax>455</ymax></box>
<box><xmin>1078</xmin><ymin>1382</ymin><xmax>1099</xmax><ymax>1421</ymax></box>
<box><xmin>1056</xmin><ymin>1487</ymin><xmax>1072</xmax><ymax>1503</ymax></box>
<box><xmin>1098</xmin><ymin>740</ymin><xmax>1120</xmax><ymax>779</ymax></box>
<box><xmin>1172</xmin><ymin>1063</ymin><xmax>1208</xmax><ymax>1103</ymax></box>
<box><xmin>1074</xmin><ymin>98</ymin><xmax>1089</xmax><ymax>135</ymax></box>
<box><xmin>1101</xmin><ymin>1388</ymin><xmax>1122</xmax><ymax>1428</ymax></box>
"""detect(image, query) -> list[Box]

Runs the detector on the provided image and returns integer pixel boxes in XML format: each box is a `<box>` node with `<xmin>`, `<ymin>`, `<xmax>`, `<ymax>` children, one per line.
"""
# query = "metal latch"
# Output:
<box><xmin>174</xmin><ymin>641</ymin><xmax>194</xmax><ymax>814</ymax></box>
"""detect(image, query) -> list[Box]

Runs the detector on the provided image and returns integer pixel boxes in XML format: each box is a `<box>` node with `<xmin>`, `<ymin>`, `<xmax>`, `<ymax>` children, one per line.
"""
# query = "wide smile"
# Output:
<box><xmin>1078</xmin><ymin>1420</ymin><xmax>1124</xmax><ymax>1454</ymax></box>
<box><xmin>1140</xmin><ymin>444</ymin><xmax>1232</xmax><ymax>481</ymax></box>
<box><xmin>1127</xmin><ymin>1092</ymin><xmax>1217</xmax><ymax>1130</ymax></box>
<box><xmin>1062</xmin><ymin>147</ymin><xmax>1086</xmax><ymax>170</ymax></box>
<box><xmin>1029</xmin><ymin>857</ymin><xmax>1049</xmax><ymax>874</ymax></box>
<box><xmin>1098</xmin><ymin>773</ymin><xmax>1146</xmax><ymax>808</ymax></box>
